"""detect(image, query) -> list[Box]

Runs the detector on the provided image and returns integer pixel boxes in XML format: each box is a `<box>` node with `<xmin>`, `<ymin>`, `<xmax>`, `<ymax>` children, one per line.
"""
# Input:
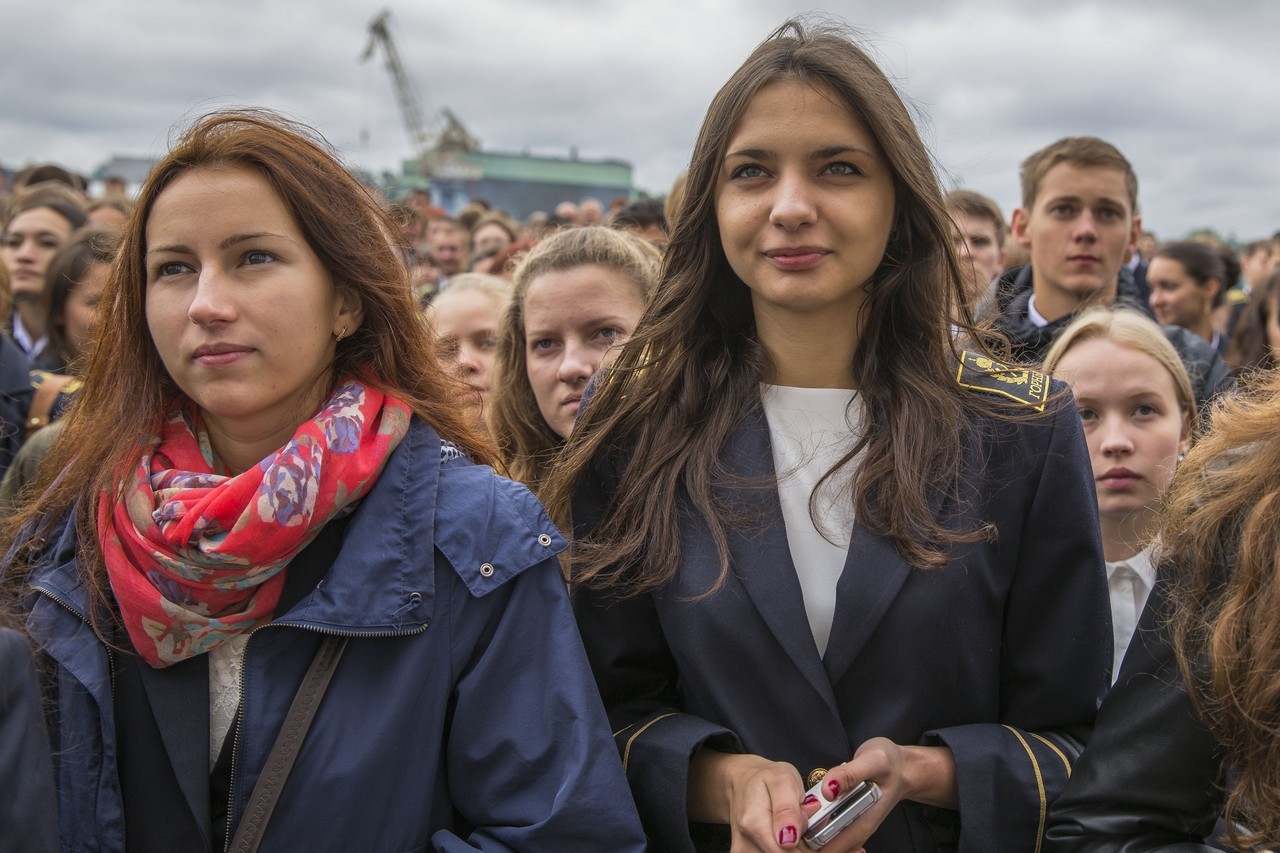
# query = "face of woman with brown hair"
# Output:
<box><xmin>144</xmin><ymin>165</ymin><xmax>363</xmax><ymax>471</ymax></box>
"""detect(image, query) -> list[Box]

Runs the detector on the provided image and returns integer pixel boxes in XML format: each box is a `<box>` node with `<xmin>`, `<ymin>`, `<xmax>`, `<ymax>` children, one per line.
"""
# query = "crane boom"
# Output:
<box><xmin>361</xmin><ymin>9</ymin><xmax>434</xmax><ymax>156</ymax></box>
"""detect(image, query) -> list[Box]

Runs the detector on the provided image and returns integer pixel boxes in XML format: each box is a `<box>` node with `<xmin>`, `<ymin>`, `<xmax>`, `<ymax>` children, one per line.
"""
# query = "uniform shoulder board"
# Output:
<box><xmin>955</xmin><ymin>351</ymin><xmax>1049</xmax><ymax>412</ymax></box>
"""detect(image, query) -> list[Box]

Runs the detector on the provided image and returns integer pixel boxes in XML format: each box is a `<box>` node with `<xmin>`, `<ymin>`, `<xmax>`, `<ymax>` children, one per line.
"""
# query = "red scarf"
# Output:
<box><xmin>100</xmin><ymin>379</ymin><xmax>411</xmax><ymax>668</ymax></box>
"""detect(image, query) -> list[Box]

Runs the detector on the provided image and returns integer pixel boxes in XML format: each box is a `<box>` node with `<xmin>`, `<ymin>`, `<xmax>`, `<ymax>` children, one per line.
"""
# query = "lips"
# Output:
<box><xmin>1099</xmin><ymin>466</ymin><xmax>1141</xmax><ymax>490</ymax></box>
<box><xmin>193</xmin><ymin>342</ymin><xmax>254</xmax><ymax>366</ymax></box>
<box><xmin>1067</xmin><ymin>255</ymin><xmax>1100</xmax><ymax>265</ymax></box>
<box><xmin>765</xmin><ymin>246</ymin><xmax>829</xmax><ymax>271</ymax></box>
<box><xmin>562</xmin><ymin>393</ymin><xmax>582</xmax><ymax>410</ymax></box>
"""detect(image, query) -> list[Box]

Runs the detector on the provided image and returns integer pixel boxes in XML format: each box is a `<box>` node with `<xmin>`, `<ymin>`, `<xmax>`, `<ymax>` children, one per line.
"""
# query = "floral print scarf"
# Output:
<box><xmin>100</xmin><ymin>379</ymin><xmax>412</xmax><ymax>668</ymax></box>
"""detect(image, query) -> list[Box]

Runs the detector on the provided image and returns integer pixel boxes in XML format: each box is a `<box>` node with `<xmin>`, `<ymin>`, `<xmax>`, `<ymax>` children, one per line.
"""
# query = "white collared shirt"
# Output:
<box><xmin>1026</xmin><ymin>292</ymin><xmax>1051</xmax><ymax>328</ymax></box>
<box><xmin>1106</xmin><ymin>546</ymin><xmax>1157</xmax><ymax>684</ymax></box>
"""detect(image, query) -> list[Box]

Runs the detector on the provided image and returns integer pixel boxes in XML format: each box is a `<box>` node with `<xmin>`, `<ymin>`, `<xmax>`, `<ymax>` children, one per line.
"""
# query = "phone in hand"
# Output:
<box><xmin>801</xmin><ymin>779</ymin><xmax>881</xmax><ymax>850</ymax></box>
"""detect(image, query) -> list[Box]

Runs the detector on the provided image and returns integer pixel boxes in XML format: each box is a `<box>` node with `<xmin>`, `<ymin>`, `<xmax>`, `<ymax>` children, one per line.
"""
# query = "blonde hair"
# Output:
<box><xmin>488</xmin><ymin>226</ymin><xmax>659</xmax><ymax>492</ymax></box>
<box><xmin>1044</xmin><ymin>307</ymin><xmax>1195</xmax><ymax>430</ymax></box>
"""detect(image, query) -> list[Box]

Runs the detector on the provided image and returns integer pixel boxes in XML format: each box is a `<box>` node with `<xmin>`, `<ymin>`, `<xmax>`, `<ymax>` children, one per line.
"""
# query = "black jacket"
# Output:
<box><xmin>1044</xmin><ymin>574</ymin><xmax>1227</xmax><ymax>852</ymax></box>
<box><xmin>990</xmin><ymin>265</ymin><xmax>1234</xmax><ymax>418</ymax></box>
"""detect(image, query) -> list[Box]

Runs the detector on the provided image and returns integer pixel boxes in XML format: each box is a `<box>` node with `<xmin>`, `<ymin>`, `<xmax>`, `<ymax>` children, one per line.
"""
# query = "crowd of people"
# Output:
<box><xmin>2</xmin><ymin>16</ymin><xmax>1280</xmax><ymax>853</ymax></box>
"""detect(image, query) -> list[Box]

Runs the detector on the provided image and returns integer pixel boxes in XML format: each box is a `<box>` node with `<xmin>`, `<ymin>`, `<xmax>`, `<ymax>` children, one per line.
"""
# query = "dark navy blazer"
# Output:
<box><xmin>574</xmin><ymin>383</ymin><xmax>1111</xmax><ymax>852</ymax></box>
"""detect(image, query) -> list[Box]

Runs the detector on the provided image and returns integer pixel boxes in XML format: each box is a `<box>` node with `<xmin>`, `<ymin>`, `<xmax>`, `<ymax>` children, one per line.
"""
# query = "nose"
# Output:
<box><xmin>1097</xmin><ymin>415</ymin><xmax>1134</xmax><ymax>458</ymax></box>
<box><xmin>1070</xmin><ymin>210</ymin><xmax>1099</xmax><ymax>242</ymax></box>
<box><xmin>187</xmin><ymin>267</ymin><xmax>237</xmax><ymax>327</ymax></box>
<box><xmin>768</xmin><ymin>171</ymin><xmax>817</xmax><ymax>231</ymax></box>
<box><xmin>556</xmin><ymin>338</ymin><xmax>596</xmax><ymax>386</ymax></box>
<box><xmin>455</xmin><ymin>343</ymin><xmax>481</xmax><ymax>377</ymax></box>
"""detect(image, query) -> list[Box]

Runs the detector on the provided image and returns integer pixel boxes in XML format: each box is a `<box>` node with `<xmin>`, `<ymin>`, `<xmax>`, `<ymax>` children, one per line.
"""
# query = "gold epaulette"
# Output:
<box><xmin>29</xmin><ymin>369</ymin><xmax>82</xmax><ymax>394</ymax></box>
<box><xmin>956</xmin><ymin>351</ymin><xmax>1049</xmax><ymax>412</ymax></box>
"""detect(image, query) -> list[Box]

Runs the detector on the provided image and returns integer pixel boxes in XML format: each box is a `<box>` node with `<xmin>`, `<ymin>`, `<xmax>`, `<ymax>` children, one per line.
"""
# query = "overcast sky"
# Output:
<box><xmin>3</xmin><ymin>0</ymin><xmax>1277</xmax><ymax>240</ymax></box>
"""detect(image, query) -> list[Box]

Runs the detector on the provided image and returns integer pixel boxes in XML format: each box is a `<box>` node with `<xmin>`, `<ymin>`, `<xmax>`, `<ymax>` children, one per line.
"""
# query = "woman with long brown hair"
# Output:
<box><xmin>544</xmin><ymin>20</ymin><xmax>1110</xmax><ymax>853</ymax></box>
<box><xmin>0</xmin><ymin>110</ymin><xmax>642</xmax><ymax>853</ymax></box>
<box><xmin>1047</xmin><ymin>370</ymin><xmax>1280</xmax><ymax>851</ymax></box>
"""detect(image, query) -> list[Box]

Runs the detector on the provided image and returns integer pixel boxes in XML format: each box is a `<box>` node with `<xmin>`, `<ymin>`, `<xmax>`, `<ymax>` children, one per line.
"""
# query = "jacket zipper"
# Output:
<box><xmin>223</xmin><ymin>620</ymin><xmax>430</xmax><ymax>853</ymax></box>
<box><xmin>33</xmin><ymin>582</ymin><xmax>119</xmax><ymax>697</ymax></box>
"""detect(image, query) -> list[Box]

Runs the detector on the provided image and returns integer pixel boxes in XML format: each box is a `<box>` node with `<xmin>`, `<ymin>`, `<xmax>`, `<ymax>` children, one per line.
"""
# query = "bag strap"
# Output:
<box><xmin>228</xmin><ymin>634</ymin><xmax>349</xmax><ymax>853</ymax></box>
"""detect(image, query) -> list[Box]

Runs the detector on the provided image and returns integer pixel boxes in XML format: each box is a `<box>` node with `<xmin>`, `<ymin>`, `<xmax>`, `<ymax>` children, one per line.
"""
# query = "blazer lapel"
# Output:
<box><xmin>137</xmin><ymin>657</ymin><xmax>214</xmax><ymax>849</ymax></box>
<box><xmin>721</xmin><ymin>406</ymin><xmax>841</xmax><ymax>717</ymax></box>
<box><xmin>821</xmin><ymin>522</ymin><xmax>913</xmax><ymax>686</ymax></box>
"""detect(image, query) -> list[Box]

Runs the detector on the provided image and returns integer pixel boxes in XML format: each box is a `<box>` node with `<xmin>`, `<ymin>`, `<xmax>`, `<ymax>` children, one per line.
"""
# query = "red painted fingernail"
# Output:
<box><xmin>803</xmin><ymin>794</ymin><xmax>819</xmax><ymax>807</ymax></box>
<box><xmin>779</xmin><ymin>825</ymin><xmax>798</xmax><ymax>845</ymax></box>
<box><xmin>826</xmin><ymin>778</ymin><xmax>841</xmax><ymax>799</ymax></box>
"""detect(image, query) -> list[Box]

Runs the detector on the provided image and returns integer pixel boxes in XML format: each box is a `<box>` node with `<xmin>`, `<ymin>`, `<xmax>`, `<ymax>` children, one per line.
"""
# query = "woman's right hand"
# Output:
<box><xmin>687</xmin><ymin>749</ymin><xmax>861</xmax><ymax>852</ymax></box>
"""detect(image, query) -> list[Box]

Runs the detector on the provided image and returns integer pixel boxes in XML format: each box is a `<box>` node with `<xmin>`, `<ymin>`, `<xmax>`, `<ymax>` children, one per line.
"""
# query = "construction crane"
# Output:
<box><xmin>360</xmin><ymin>9</ymin><xmax>477</xmax><ymax>163</ymax></box>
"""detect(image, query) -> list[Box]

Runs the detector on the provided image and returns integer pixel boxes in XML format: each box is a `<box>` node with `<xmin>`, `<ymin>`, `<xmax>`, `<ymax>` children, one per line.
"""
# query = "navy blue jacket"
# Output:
<box><xmin>573</xmin><ymin>383</ymin><xmax>1111</xmax><ymax>852</ymax></box>
<box><xmin>22</xmin><ymin>419</ymin><xmax>646</xmax><ymax>852</ymax></box>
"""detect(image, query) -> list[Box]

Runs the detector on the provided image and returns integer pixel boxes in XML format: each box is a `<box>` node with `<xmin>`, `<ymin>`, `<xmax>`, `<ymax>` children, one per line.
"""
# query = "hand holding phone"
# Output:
<box><xmin>801</xmin><ymin>778</ymin><xmax>881</xmax><ymax>850</ymax></box>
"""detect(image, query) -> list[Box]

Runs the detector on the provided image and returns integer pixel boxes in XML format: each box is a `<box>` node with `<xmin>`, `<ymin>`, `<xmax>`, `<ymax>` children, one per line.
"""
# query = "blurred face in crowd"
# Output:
<box><xmin>1012</xmin><ymin>164</ymin><xmax>1141</xmax><ymax>321</ymax></box>
<box><xmin>523</xmin><ymin>264</ymin><xmax>646</xmax><ymax>439</ymax></box>
<box><xmin>1147</xmin><ymin>256</ymin><xmax>1219</xmax><ymax>337</ymax></box>
<box><xmin>2</xmin><ymin>207</ymin><xmax>76</xmax><ymax>303</ymax></box>
<box><xmin>145</xmin><ymin>166</ymin><xmax>361</xmax><ymax>472</ymax></box>
<box><xmin>472</xmin><ymin>222</ymin><xmax>512</xmax><ymax>257</ymax></box>
<box><xmin>1242</xmin><ymin>246</ymin><xmax>1272</xmax><ymax>288</ymax></box>
<box><xmin>61</xmin><ymin>261</ymin><xmax>109</xmax><ymax>361</ymax></box>
<box><xmin>950</xmin><ymin>211</ymin><xmax>1002</xmax><ymax>303</ymax></box>
<box><xmin>88</xmin><ymin>205</ymin><xmax>128</xmax><ymax>231</ymax></box>
<box><xmin>430</xmin><ymin>228</ymin><xmax>465</xmax><ymax>276</ymax></box>
<box><xmin>426</xmin><ymin>287</ymin><xmax>504</xmax><ymax>422</ymax></box>
<box><xmin>1053</xmin><ymin>336</ymin><xmax>1190</xmax><ymax>531</ymax></box>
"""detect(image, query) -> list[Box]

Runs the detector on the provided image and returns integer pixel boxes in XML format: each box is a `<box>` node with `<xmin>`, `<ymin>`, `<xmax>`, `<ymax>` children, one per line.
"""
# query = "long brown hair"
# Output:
<box><xmin>3</xmin><ymin>110</ymin><xmax>489</xmax><ymax>626</ymax></box>
<box><xmin>487</xmin><ymin>226</ymin><xmax>658</xmax><ymax>492</ymax></box>
<box><xmin>541</xmin><ymin>20</ymin><xmax>1012</xmax><ymax>596</ymax></box>
<box><xmin>1166</xmin><ymin>369</ymin><xmax>1280</xmax><ymax>848</ymax></box>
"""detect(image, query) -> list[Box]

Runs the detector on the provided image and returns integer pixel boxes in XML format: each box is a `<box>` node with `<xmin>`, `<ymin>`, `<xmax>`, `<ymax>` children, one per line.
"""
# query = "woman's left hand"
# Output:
<box><xmin>804</xmin><ymin>738</ymin><xmax>958</xmax><ymax>852</ymax></box>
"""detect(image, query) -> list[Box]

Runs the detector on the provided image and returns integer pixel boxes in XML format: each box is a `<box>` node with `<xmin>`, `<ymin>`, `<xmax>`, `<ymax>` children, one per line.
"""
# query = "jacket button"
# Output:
<box><xmin>537</xmin><ymin>533</ymin><xmax>552</xmax><ymax>547</ymax></box>
<box><xmin>479</xmin><ymin>563</ymin><xmax>494</xmax><ymax>577</ymax></box>
<box><xmin>807</xmin><ymin>768</ymin><xmax>827</xmax><ymax>788</ymax></box>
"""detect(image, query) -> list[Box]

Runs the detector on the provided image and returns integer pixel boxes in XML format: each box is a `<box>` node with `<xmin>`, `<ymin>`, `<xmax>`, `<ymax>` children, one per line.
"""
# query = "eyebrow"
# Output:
<box><xmin>724</xmin><ymin>145</ymin><xmax>874</xmax><ymax>161</ymax></box>
<box><xmin>147</xmin><ymin>231</ymin><xmax>290</xmax><ymax>256</ymax></box>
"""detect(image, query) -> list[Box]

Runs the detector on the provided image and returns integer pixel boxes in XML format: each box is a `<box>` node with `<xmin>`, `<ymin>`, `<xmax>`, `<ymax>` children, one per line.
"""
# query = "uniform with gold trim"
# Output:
<box><xmin>572</xmin><ymin>363</ymin><xmax>1110</xmax><ymax>853</ymax></box>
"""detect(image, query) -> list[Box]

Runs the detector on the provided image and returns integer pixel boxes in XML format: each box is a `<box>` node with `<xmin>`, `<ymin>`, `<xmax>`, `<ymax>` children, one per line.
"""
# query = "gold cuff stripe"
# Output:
<box><xmin>1028</xmin><ymin>731</ymin><xmax>1072</xmax><ymax>778</ymax></box>
<box><xmin>621</xmin><ymin>713</ymin><xmax>678</xmax><ymax>772</ymax></box>
<box><xmin>1003</xmin><ymin>724</ymin><xmax>1045</xmax><ymax>853</ymax></box>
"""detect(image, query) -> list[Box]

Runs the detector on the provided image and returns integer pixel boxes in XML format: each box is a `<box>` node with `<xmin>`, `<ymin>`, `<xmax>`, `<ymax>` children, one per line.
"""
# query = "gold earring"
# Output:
<box><xmin>335</xmin><ymin>325</ymin><xmax>349</xmax><ymax>342</ymax></box>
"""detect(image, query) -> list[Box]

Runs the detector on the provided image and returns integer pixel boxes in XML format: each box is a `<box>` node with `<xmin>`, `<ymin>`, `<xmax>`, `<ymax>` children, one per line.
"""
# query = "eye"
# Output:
<box><xmin>595</xmin><ymin>327</ymin><xmax>623</xmax><ymax>344</ymax></box>
<box><xmin>154</xmin><ymin>261</ymin><xmax>192</xmax><ymax>278</ymax></box>
<box><xmin>1</xmin><ymin>234</ymin><xmax>21</xmax><ymax>249</ymax></box>
<box><xmin>244</xmin><ymin>250</ymin><xmax>274</xmax><ymax>265</ymax></box>
<box><xmin>1049</xmin><ymin>204</ymin><xmax>1074</xmax><ymax>217</ymax></box>
<box><xmin>729</xmin><ymin>164</ymin><xmax>767</xmax><ymax>180</ymax></box>
<box><xmin>478</xmin><ymin>335</ymin><xmax>497</xmax><ymax>351</ymax></box>
<box><xmin>824</xmin><ymin>161</ymin><xmax>862</xmax><ymax>177</ymax></box>
<box><xmin>1077</xmin><ymin>407</ymin><xmax>1097</xmax><ymax>422</ymax></box>
<box><xmin>1133</xmin><ymin>403</ymin><xmax>1158</xmax><ymax>417</ymax></box>
<box><xmin>529</xmin><ymin>338</ymin><xmax>557</xmax><ymax>353</ymax></box>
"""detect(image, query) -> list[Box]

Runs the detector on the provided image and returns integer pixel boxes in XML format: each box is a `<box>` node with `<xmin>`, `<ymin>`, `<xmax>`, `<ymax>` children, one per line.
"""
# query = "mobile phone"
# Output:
<box><xmin>801</xmin><ymin>779</ymin><xmax>881</xmax><ymax>850</ymax></box>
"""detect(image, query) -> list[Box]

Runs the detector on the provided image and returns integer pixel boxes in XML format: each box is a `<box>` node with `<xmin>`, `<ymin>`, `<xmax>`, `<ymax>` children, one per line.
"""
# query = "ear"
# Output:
<box><xmin>334</xmin><ymin>283</ymin><xmax>365</xmax><ymax>337</ymax></box>
<box><xmin>1127</xmin><ymin>214</ymin><xmax>1143</xmax><ymax>258</ymax></box>
<box><xmin>1205</xmin><ymin>277</ymin><xmax>1223</xmax><ymax>302</ymax></box>
<box><xmin>1010</xmin><ymin>208</ymin><xmax>1032</xmax><ymax>249</ymax></box>
<box><xmin>1179</xmin><ymin>412</ymin><xmax>1193</xmax><ymax>456</ymax></box>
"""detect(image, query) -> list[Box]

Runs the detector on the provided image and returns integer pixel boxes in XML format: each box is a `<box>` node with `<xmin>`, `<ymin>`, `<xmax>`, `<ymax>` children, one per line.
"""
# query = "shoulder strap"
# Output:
<box><xmin>228</xmin><ymin>634</ymin><xmax>349</xmax><ymax>853</ymax></box>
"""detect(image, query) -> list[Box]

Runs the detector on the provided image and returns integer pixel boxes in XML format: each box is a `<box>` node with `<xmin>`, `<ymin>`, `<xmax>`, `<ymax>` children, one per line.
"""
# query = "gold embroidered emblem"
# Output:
<box><xmin>807</xmin><ymin>768</ymin><xmax>827</xmax><ymax>787</ymax></box>
<box><xmin>956</xmin><ymin>351</ymin><xmax>1049</xmax><ymax>411</ymax></box>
